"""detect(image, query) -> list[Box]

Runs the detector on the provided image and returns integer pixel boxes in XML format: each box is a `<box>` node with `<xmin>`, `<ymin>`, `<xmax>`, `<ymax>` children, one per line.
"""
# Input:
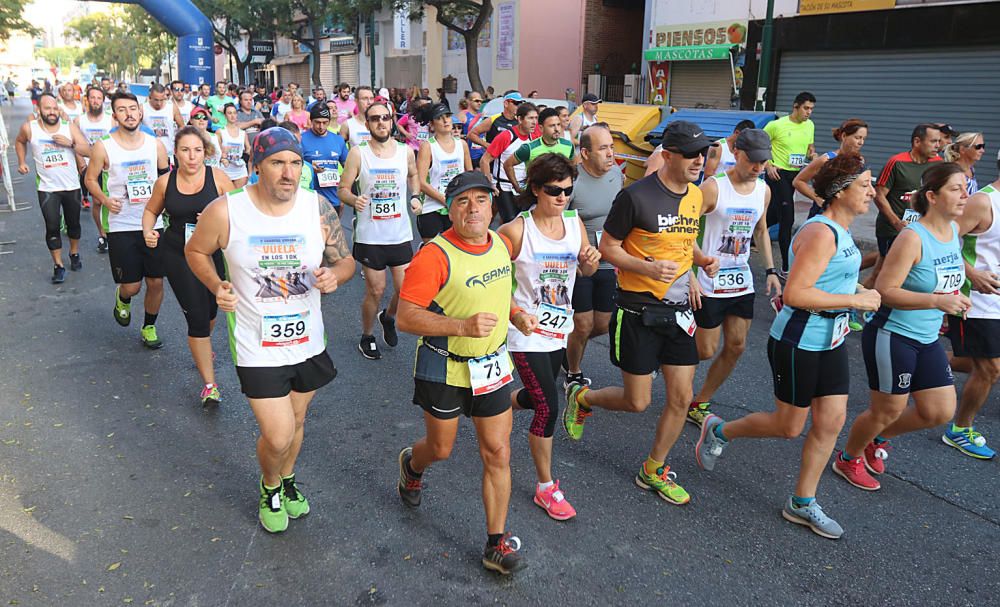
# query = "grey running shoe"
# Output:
<box><xmin>781</xmin><ymin>497</ymin><xmax>844</xmax><ymax>539</ymax></box>
<box><xmin>695</xmin><ymin>414</ymin><xmax>727</xmax><ymax>471</ymax></box>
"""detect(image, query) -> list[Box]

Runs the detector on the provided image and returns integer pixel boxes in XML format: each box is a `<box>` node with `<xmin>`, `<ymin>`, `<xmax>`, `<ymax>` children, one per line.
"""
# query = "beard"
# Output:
<box><xmin>41</xmin><ymin>113</ymin><xmax>60</xmax><ymax>126</ymax></box>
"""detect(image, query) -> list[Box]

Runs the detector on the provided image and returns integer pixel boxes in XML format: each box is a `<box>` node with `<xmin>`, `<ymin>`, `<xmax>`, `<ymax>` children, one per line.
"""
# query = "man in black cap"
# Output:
<box><xmin>569</xmin><ymin>92</ymin><xmax>601</xmax><ymax>148</ymax></box>
<box><xmin>687</xmin><ymin>129</ymin><xmax>782</xmax><ymax>429</ymax></box>
<box><xmin>301</xmin><ymin>104</ymin><xmax>350</xmax><ymax>215</ymax></box>
<box><xmin>395</xmin><ymin>170</ymin><xmax>532</xmax><ymax>575</ymax></box>
<box><xmin>563</xmin><ymin>120</ymin><xmax>719</xmax><ymax>506</ymax></box>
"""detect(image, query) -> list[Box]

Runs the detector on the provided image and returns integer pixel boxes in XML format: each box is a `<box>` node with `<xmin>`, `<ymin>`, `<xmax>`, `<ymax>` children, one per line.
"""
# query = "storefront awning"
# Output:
<box><xmin>269</xmin><ymin>54</ymin><xmax>308</xmax><ymax>67</ymax></box>
<box><xmin>644</xmin><ymin>44</ymin><xmax>734</xmax><ymax>62</ymax></box>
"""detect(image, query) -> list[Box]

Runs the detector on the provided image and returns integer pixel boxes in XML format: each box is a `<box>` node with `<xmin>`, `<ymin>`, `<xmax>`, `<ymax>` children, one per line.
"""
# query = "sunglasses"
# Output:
<box><xmin>542</xmin><ymin>184</ymin><xmax>574</xmax><ymax>197</ymax></box>
<box><xmin>471</xmin><ymin>99</ymin><xmax>483</xmax><ymax>103</ymax></box>
<box><xmin>172</xmin><ymin>87</ymin><xmax>183</xmax><ymax>92</ymax></box>
<box><xmin>367</xmin><ymin>114</ymin><xmax>393</xmax><ymax>123</ymax></box>
<box><xmin>971</xmin><ymin>143</ymin><xmax>986</xmax><ymax>150</ymax></box>
<box><xmin>667</xmin><ymin>147</ymin><xmax>709</xmax><ymax>159</ymax></box>
<box><xmin>191</xmin><ymin>114</ymin><xmax>208</xmax><ymax>120</ymax></box>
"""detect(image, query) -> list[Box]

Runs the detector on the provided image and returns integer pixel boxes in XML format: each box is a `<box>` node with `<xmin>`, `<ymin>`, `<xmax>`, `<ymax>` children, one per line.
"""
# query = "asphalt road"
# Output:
<box><xmin>1</xmin><ymin>98</ymin><xmax>998</xmax><ymax>607</ymax></box>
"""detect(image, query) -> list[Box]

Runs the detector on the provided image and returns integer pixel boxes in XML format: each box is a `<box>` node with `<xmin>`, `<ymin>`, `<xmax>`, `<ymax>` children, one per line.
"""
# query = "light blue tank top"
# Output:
<box><xmin>770</xmin><ymin>215</ymin><xmax>862</xmax><ymax>351</ymax></box>
<box><xmin>871</xmin><ymin>221</ymin><xmax>963</xmax><ymax>344</ymax></box>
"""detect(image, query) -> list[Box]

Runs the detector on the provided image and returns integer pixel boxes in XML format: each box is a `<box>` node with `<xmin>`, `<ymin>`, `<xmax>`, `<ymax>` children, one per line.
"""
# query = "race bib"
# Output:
<box><xmin>372</xmin><ymin>200</ymin><xmax>399</xmax><ymax>220</ymax></box>
<box><xmin>184</xmin><ymin>223</ymin><xmax>196</xmax><ymax>243</ymax></box>
<box><xmin>831</xmin><ymin>313</ymin><xmax>850</xmax><ymax>349</ymax></box>
<box><xmin>902</xmin><ymin>208</ymin><xmax>922</xmax><ymax>223</ymax></box>
<box><xmin>789</xmin><ymin>153</ymin><xmax>806</xmax><ymax>168</ymax></box>
<box><xmin>417</xmin><ymin>130</ymin><xmax>431</xmax><ymax>142</ymax></box>
<box><xmin>316</xmin><ymin>164</ymin><xmax>341</xmax><ymax>188</ymax></box>
<box><xmin>41</xmin><ymin>144</ymin><xmax>68</xmax><ymax>169</ymax></box>
<box><xmin>370</xmin><ymin>168</ymin><xmax>402</xmax><ymax>220</ymax></box>
<box><xmin>934</xmin><ymin>264</ymin><xmax>964</xmax><ymax>294</ymax></box>
<box><xmin>260</xmin><ymin>311</ymin><xmax>309</xmax><ymax>348</ymax></box>
<box><xmin>533</xmin><ymin>302</ymin><xmax>574</xmax><ymax>341</ymax></box>
<box><xmin>127</xmin><ymin>181</ymin><xmax>153</xmax><ymax>205</ymax></box>
<box><xmin>467</xmin><ymin>345</ymin><xmax>513</xmax><ymax>396</ymax></box>
<box><xmin>675</xmin><ymin>309</ymin><xmax>696</xmax><ymax>336</ymax></box>
<box><xmin>712</xmin><ymin>265</ymin><xmax>752</xmax><ymax>294</ymax></box>
<box><xmin>124</xmin><ymin>160</ymin><xmax>154</xmax><ymax>205</ymax></box>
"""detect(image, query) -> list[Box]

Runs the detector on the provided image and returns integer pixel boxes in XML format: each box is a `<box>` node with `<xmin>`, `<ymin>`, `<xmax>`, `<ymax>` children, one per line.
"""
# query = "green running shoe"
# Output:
<box><xmin>686</xmin><ymin>401</ymin><xmax>713</xmax><ymax>427</ymax></box>
<box><xmin>140</xmin><ymin>325</ymin><xmax>163</xmax><ymax>349</ymax></box>
<box><xmin>200</xmin><ymin>383</ymin><xmax>221</xmax><ymax>407</ymax></box>
<box><xmin>113</xmin><ymin>287</ymin><xmax>131</xmax><ymax>326</ymax></box>
<box><xmin>562</xmin><ymin>382</ymin><xmax>592</xmax><ymax>441</ymax></box>
<box><xmin>281</xmin><ymin>474</ymin><xmax>310</xmax><ymax>519</ymax></box>
<box><xmin>258</xmin><ymin>479</ymin><xmax>288</xmax><ymax>533</ymax></box>
<box><xmin>634</xmin><ymin>463</ymin><xmax>690</xmax><ymax>505</ymax></box>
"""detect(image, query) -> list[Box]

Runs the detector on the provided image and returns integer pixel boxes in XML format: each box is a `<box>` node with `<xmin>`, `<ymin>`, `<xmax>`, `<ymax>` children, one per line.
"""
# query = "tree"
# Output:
<box><xmin>399</xmin><ymin>0</ymin><xmax>492</xmax><ymax>94</ymax></box>
<box><xmin>0</xmin><ymin>0</ymin><xmax>39</xmax><ymax>42</ymax></box>
<box><xmin>66</xmin><ymin>7</ymin><xmax>173</xmax><ymax>81</ymax></box>
<box><xmin>35</xmin><ymin>47</ymin><xmax>85</xmax><ymax>73</ymax></box>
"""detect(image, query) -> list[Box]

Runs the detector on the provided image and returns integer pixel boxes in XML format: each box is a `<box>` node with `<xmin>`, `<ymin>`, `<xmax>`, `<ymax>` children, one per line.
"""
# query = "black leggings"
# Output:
<box><xmin>495</xmin><ymin>190</ymin><xmax>518</xmax><ymax>225</ymax></box>
<box><xmin>162</xmin><ymin>243</ymin><xmax>223</xmax><ymax>338</ymax></box>
<box><xmin>38</xmin><ymin>189</ymin><xmax>81</xmax><ymax>251</ymax></box>
<box><xmin>512</xmin><ymin>349</ymin><xmax>563</xmax><ymax>438</ymax></box>
<box><xmin>765</xmin><ymin>170</ymin><xmax>797</xmax><ymax>271</ymax></box>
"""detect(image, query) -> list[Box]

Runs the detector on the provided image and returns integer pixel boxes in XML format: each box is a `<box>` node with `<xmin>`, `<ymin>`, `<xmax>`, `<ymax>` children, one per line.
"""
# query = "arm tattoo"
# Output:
<box><xmin>320</xmin><ymin>201</ymin><xmax>351</xmax><ymax>265</ymax></box>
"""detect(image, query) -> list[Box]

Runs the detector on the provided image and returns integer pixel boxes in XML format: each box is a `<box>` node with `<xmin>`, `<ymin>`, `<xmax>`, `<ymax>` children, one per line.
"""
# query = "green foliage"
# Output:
<box><xmin>65</xmin><ymin>7</ymin><xmax>173</xmax><ymax>80</ymax></box>
<box><xmin>0</xmin><ymin>0</ymin><xmax>39</xmax><ymax>42</ymax></box>
<box><xmin>35</xmin><ymin>46</ymin><xmax>85</xmax><ymax>69</ymax></box>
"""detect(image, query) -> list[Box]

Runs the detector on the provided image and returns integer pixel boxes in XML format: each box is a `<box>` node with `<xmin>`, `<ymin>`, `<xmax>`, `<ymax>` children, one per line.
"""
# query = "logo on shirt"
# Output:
<box><xmin>898</xmin><ymin>373</ymin><xmax>912</xmax><ymax>389</ymax></box>
<box><xmin>465</xmin><ymin>265</ymin><xmax>511</xmax><ymax>289</ymax></box>
<box><xmin>657</xmin><ymin>213</ymin><xmax>699</xmax><ymax>234</ymax></box>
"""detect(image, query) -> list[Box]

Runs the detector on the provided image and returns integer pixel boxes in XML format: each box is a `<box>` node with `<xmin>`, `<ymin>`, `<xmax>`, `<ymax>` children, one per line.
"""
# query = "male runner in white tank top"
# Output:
<box><xmin>169</xmin><ymin>79</ymin><xmax>193</xmax><ymax>127</ymax></box>
<box><xmin>84</xmin><ymin>91</ymin><xmax>171</xmax><ymax>349</ymax></box>
<box><xmin>77</xmin><ymin>86</ymin><xmax>115</xmax><ymax>251</ymax></box>
<box><xmin>186</xmin><ymin>126</ymin><xmax>356</xmax><ymax>533</ymax></box>
<box><xmin>339</xmin><ymin>101</ymin><xmax>421</xmax><ymax>361</ymax></box>
<box><xmin>143</xmin><ymin>83</ymin><xmax>177</xmax><ymax>161</ymax></box>
<box><xmin>688</xmin><ymin>129</ymin><xmax>783</xmax><ymax>426</ymax></box>
<box><xmin>339</xmin><ymin>85</ymin><xmax>374</xmax><ymax>148</ymax></box>
<box><xmin>943</xmin><ymin>158</ymin><xmax>1000</xmax><ymax>459</ymax></box>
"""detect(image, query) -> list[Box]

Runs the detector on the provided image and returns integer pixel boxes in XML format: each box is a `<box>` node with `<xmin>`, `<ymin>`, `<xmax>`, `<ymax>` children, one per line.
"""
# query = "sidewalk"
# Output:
<box><xmin>792</xmin><ymin>196</ymin><xmax>880</xmax><ymax>252</ymax></box>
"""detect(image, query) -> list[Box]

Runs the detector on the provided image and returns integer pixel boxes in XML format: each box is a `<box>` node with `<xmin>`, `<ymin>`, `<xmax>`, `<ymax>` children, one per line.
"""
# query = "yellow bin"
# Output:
<box><xmin>572</xmin><ymin>103</ymin><xmax>661</xmax><ymax>185</ymax></box>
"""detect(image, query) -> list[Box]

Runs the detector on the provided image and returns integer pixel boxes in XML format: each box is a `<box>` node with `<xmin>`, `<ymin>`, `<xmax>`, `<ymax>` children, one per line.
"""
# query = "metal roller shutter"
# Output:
<box><xmin>668</xmin><ymin>61</ymin><xmax>733</xmax><ymax>110</ymax></box>
<box><xmin>320</xmin><ymin>53</ymin><xmax>337</xmax><ymax>93</ymax></box>
<box><xmin>776</xmin><ymin>46</ymin><xmax>1000</xmax><ymax>184</ymax></box>
<box><xmin>337</xmin><ymin>54</ymin><xmax>359</xmax><ymax>88</ymax></box>
<box><xmin>278</xmin><ymin>62</ymin><xmax>310</xmax><ymax>90</ymax></box>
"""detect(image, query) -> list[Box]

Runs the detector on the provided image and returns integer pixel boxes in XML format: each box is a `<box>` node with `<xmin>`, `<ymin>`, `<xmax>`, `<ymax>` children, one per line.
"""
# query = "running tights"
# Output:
<box><xmin>512</xmin><ymin>349</ymin><xmax>564</xmax><ymax>438</ymax></box>
<box><xmin>38</xmin><ymin>189</ymin><xmax>81</xmax><ymax>250</ymax></box>
<box><xmin>765</xmin><ymin>170</ymin><xmax>797</xmax><ymax>272</ymax></box>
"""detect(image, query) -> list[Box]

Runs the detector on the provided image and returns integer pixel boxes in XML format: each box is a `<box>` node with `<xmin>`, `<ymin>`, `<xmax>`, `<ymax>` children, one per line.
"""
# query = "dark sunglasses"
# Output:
<box><xmin>972</xmin><ymin>143</ymin><xmax>986</xmax><ymax>150</ymax></box>
<box><xmin>471</xmin><ymin>98</ymin><xmax>483</xmax><ymax>103</ymax></box>
<box><xmin>191</xmin><ymin>114</ymin><xmax>208</xmax><ymax>120</ymax></box>
<box><xmin>667</xmin><ymin>147</ymin><xmax>709</xmax><ymax>159</ymax></box>
<box><xmin>367</xmin><ymin>114</ymin><xmax>393</xmax><ymax>123</ymax></box>
<box><xmin>542</xmin><ymin>184</ymin><xmax>574</xmax><ymax>197</ymax></box>
<box><xmin>171</xmin><ymin>87</ymin><xmax>183</xmax><ymax>92</ymax></box>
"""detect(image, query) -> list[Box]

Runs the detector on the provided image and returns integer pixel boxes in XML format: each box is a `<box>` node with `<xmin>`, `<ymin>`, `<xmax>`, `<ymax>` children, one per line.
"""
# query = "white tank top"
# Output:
<box><xmin>580</xmin><ymin>112</ymin><xmax>598</xmax><ymax>128</ymax></box>
<box><xmin>102</xmin><ymin>133</ymin><xmax>162</xmax><ymax>233</ymax></box>
<box><xmin>495</xmin><ymin>130</ymin><xmax>532</xmax><ymax>192</ymax></box>
<box><xmin>345</xmin><ymin>117</ymin><xmax>371</xmax><ymax>148</ymax></box>
<box><xmin>218</xmin><ymin>126</ymin><xmax>248</xmax><ymax>179</ymax></box>
<box><xmin>967</xmin><ymin>184</ymin><xmax>1000</xmax><ymax>319</ymax></box>
<box><xmin>717</xmin><ymin>139</ymin><xmax>737</xmax><ymax>172</ymax></box>
<box><xmin>223</xmin><ymin>187</ymin><xmax>326</xmax><ymax>367</ymax></box>
<box><xmin>29</xmin><ymin>120</ymin><xmax>79</xmax><ymax>192</ymax></box>
<box><xmin>423</xmin><ymin>136</ymin><xmax>464</xmax><ymax>214</ymax></box>
<box><xmin>79</xmin><ymin>112</ymin><xmax>114</xmax><ymax>144</ymax></box>
<box><xmin>143</xmin><ymin>101</ymin><xmax>177</xmax><ymax>156</ymax></box>
<box><xmin>176</xmin><ymin>100</ymin><xmax>193</xmax><ymax>125</ymax></box>
<box><xmin>507</xmin><ymin>210</ymin><xmax>582</xmax><ymax>352</ymax></box>
<box><xmin>697</xmin><ymin>172</ymin><xmax>766</xmax><ymax>298</ymax></box>
<box><xmin>59</xmin><ymin>101</ymin><xmax>82</xmax><ymax>123</ymax></box>
<box><xmin>355</xmin><ymin>141</ymin><xmax>413</xmax><ymax>245</ymax></box>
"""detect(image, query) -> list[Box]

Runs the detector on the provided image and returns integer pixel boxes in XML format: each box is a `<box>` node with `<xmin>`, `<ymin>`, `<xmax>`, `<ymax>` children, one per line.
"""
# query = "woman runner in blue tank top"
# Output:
<box><xmin>694</xmin><ymin>154</ymin><xmax>881</xmax><ymax>540</ymax></box>
<box><xmin>834</xmin><ymin>163</ymin><xmax>972</xmax><ymax>491</ymax></box>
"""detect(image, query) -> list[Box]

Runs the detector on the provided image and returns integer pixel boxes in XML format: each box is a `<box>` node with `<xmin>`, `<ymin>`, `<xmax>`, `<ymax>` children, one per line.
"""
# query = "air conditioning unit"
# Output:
<box><xmin>623</xmin><ymin>74</ymin><xmax>641</xmax><ymax>104</ymax></box>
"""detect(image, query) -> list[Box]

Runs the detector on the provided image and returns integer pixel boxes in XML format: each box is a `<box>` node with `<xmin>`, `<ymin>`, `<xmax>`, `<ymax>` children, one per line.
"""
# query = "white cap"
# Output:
<box><xmin>379</xmin><ymin>87</ymin><xmax>390</xmax><ymax>99</ymax></box>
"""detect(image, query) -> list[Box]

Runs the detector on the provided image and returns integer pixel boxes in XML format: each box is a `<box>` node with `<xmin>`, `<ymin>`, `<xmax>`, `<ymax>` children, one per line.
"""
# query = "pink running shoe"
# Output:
<box><xmin>832</xmin><ymin>451</ymin><xmax>880</xmax><ymax>491</ymax></box>
<box><xmin>864</xmin><ymin>441</ymin><xmax>889</xmax><ymax>475</ymax></box>
<box><xmin>533</xmin><ymin>480</ymin><xmax>577</xmax><ymax>521</ymax></box>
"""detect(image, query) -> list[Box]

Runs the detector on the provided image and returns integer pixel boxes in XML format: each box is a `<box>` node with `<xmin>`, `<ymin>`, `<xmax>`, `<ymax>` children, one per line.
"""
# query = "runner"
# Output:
<box><xmin>77</xmin><ymin>87</ymin><xmax>115</xmax><ymax>233</ymax></box>
<box><xmin>206</xmin><ymin>81</ymin><xmax>234</xmax><ymax>132</ymax></box>
<box><xmin>338</xmin><ymin>102</ymin><xmax>421</xmax><ymax>361</ymax></box>
<box><xmin>141</xmin><ymin>126</ymin><xmax>236</xmax><ymax>405</ymax></box>
<box><xmin>794</xmin><ymin>118</ymin><xmax>868</xmax><ymax>218</ymax></box>
<box><xmin>186</xmin><ymin>127</ymin><xmax>355</xmax><ymax>533</ymax></box>
<box><xmin>565</xmin><ymin>123</ymin><xmax>620</xmax><ymax>386</ymax></box>
<box><xmin>562</xmin><ymin>121</ymin><xmax>719</xmax><ymax>505</ymax></box>
<box><xmin>695</xmin><ymin>153</ymin><xmax>881</xmax><ymax>539</ymax></box>
<box><xmin>14</xmin><ymin>92</ymin><xmax>92</xmax><ymax>283</ymax></box>
<box><xmin>688</xmin><ymin>129</ymin><xmax>782</xmax><ymax>426</ymax></box>
<box><xmin>702</xmin><ymin>119</ymin><xmax>757</xmax><ymax>177</ymax></box>
<box><xmin>57</xmin><ymin>82</ymin><xmax>83</xmax><ymax>123</ymax></box>
<box><xmin>396</xmin><ymin>97</ymin><xmax>431</xmax><ymax>153</ymax></box>
<box><xmin>568</xmin><ymin>93</ymin><xmax>600</xmax><ymax>149</ymax></box>
<box><xmin>416</xmin><ymin>103</ymin><xmax>472</xmax><ymax>242</ymax></box>
<box><xmin>764</xmin><ymin>92</ymin><xmax>816</xmax><ymax>274</ymax></box>
<box><xmin>478</xmin><ymin>102</ymin><xmax>539</xmax><ymax>224</ymax></box>
<box><xmin>506</xmin><ymin>107</ymin><xmax>574</xmax><ymax>193</ymax></box>
<box><xmin>942</xmin><ymin>131</ymin><xmax>985</xmax><ymax>195</ymax></box>
<box><xmin>170</xmin><ymin>80</ymin><xmax>194</xmax><ymax>126</ymax></box>
<box><xmin>84</xmin><ymin>91</ymin><xmax>171</xmax><ymax>348</ymax></box>
<box><xmin>942</xmin><ymin>154</ymin><xmax>1000</xmax><ymax>460</ymax></box>
<box><xmin>188</xmin><ymin>107</ymin><xmax>220</xmax><ymax>167</ymax></box>
<box><xmin>142</xmin><ymin>83</ymin><xmax>177</xmax><ymax>163</ymax></box>
<box><xmin>834</xmin><ymin>163</ymin><xmax>970</xmax><ymax>490</ymax></box>
<box><xmin>338</xmin><ymin>85</ymin><xmax>374</xmax><ymax>148</ymax></box>
<box><xmin>301</xmin><ymin>105</ymin><xmax>349</xmax><ymax>215</ymax></box>
<box><xmin>395</xmin><ymin>170</ymin><xmax>527</xmax><ymax>575</ymax></box>
<box><xmin>469</xmin><ymin>91</ymin><xmax>524</xmax><ymax>209</ymax></box>
<box><xmin>500</xmin><ymin>154</ymin><xmax>601</xmax><ymax>521</ymax></box>
<box><xmin>455</xmin><ymin>91</ymin><xmax>484</xmax><ymax>167</ymax></box>
<box><xmin>331</xmin><ymin>82</ymin><xmax>357</xmax><ymax>125</ymax></box>
<box><xmin>216</xmin><ymin>104</ymin><xmax>250</xmax><ymax>188</ymax></box>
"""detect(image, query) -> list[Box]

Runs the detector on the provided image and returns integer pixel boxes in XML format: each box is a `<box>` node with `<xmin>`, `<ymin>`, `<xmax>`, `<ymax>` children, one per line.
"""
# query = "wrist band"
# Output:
<box><xmin>509</xmin><ymin>306</ymin><xmax>524</xmax><ymax>321</ymax></box>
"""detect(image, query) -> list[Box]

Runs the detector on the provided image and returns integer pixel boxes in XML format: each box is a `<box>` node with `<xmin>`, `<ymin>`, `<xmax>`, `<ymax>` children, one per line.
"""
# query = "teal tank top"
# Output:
<box><xmin>870</xmin><ymin>221</ymin><xmax>963</xmax><ymax>344</ymax></box>
<box><xmin>770</xmin><ymin>215</ymin><xmax>862</xmax><ymax>351</ymax></box>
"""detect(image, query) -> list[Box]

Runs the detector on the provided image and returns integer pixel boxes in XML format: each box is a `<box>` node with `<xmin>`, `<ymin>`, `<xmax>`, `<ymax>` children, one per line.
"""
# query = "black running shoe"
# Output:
<box><xmin>358</xmin><ymin>334</ymin><xmax>381</xmax><ymax>360</ymax></box>
<box><xmin>69</xmin><ymin>254</ymin><xmax>82</xmax><ymax>271</ymax></box>
<box><xmin>97</xmin><ymin>236</ymin><xmax>108</xmax><ymax>254</ymax></box>
<box><xmin>482</xmin><ymin>534</ymin><xmax>525</xmax><ymax>575</ymax></box>
<box><xmin>397</xmin><ymin>447</ymin><xmax>422</xmax><ymax>507</ymax></box>
<box><xmin>378</xmin><ymin>309</ymin><xmax>398</xmax><ymax>347</ymax></box>
<box><xmin>52</xmin><ymin>265</ymin><xmax>66</xmax><ymax>284</ymax></box>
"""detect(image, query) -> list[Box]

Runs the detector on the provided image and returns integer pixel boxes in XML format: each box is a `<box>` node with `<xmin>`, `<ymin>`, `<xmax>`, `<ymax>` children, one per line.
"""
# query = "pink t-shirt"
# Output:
<box><xmin>397</xmin><ymin>114</ymin><xmax>429</xmax><ymax>151</ymax></box>
<box><xmin>332</xmin><ymin>98</ymin><xmax>357</xmax><ymax>124</ymax></box>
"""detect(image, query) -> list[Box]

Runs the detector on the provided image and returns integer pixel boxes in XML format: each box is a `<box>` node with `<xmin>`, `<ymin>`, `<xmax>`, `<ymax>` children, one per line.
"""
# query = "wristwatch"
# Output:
<box><xmin>765</xmin><ymin>268</ymin><xmax>779</xmax><ymax>277</ymax></box>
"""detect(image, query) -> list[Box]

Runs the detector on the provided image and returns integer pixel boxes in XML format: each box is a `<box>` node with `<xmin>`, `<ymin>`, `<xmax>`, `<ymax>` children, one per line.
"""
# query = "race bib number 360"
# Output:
<box><xmin>261</xmin><ymin>311</ymin><xmax>309</xmax><ymax>348</ymax></box>
<box><xmin>468</xmin><ymin>345</ymin><xmax>513</xmax><ymax>396</ymax></box>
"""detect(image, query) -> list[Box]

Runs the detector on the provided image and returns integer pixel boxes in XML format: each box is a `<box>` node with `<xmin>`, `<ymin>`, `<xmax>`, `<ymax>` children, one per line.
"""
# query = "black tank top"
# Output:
<box><xmin>163</xmin><ymin>168</ymin><xmax>218</xmax><ymax>250</ymax></box>
<box><xmin>486</xmin><ymin>113</ymin><xmax>517</xmax><ymax>144</ymax></box>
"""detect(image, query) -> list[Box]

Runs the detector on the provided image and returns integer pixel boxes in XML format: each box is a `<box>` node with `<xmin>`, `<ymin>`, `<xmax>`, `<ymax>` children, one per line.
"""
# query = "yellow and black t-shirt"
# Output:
<box><xmin>603</xmin><ymin>173</ymin><xmax>702</xmax><ymax>307</ymax></box>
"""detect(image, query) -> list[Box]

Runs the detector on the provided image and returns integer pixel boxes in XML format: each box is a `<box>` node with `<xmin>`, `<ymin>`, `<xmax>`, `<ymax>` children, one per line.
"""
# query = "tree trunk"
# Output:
<box><xmin>463</xmin><ymin>31</ymin><xmax>483</xmax><ymax>94</ymax></box>
<box><xmin>309</xmin><ymin>19</ymin><xmax>323</xmax><ymax>87</ymax></box>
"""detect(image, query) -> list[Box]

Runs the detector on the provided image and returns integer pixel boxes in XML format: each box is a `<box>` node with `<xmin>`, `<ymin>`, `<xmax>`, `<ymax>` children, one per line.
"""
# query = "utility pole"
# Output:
<box><xmin>756</xmin><ymin>0</ymin><xmax>775</xmax><ymax>111</ymax></box>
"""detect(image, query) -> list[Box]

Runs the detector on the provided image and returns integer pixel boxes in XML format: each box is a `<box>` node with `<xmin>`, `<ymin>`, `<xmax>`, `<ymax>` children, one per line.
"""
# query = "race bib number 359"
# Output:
<box><xmin>261</xmin><ymin>312</ymin><xmax>309</xmax><ymax>348</ymax></box>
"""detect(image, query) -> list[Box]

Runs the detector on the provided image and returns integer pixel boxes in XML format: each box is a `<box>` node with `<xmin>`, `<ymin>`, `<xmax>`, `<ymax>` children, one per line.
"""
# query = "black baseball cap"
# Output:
<box><xmin>662</xmin><ymin>120</ymin><xmax>711</xmax><ymax>154</ymax></box>
<box><xmin>309</xmin><ymin>104</ymin><xmax>332</xmax><ymax>120</ymax></box>
<box><xmin>581</xmin><ymin>93</ymin><xmax>602</xmax><ymax>104</ymax></box>
<box><xmin>429</xmin><ymin>103</ymin><xmax>452</xmax><ymax>121</ymax></box>
<box><xmin>734</xmin><ymin>129</ymin><xmax>772</xmax><ymax>162</ymax></box>
<box><xmin>445</xmin><ymin>171</ymin><xmax>493</xmax><ymax>207</ymax></box>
